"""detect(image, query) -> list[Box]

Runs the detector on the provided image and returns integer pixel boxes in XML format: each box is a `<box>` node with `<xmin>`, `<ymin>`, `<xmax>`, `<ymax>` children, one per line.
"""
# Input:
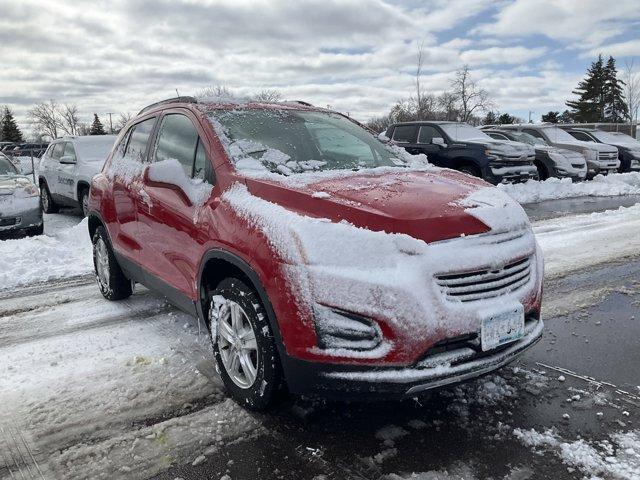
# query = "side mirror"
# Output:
<box><xmin>432</xmin><ymin>137</ymin><xmax>446</xmax><ymax>146</ymax></box>
<box><xmin>60</xmin><ymin>155</ymin><xmax>76</xmax><ymax>164</ymax></box>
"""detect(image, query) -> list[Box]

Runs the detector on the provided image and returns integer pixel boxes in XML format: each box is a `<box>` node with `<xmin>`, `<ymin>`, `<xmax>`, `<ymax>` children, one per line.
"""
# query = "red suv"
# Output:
<box><xmin>88</xmin><ymin>97</ymin><xmax>544</xmax><ymax>409</ymax></box>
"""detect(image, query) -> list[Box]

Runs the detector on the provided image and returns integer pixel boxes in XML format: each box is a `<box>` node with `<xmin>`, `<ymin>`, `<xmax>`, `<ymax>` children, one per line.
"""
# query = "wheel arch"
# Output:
<box><xmin>198</xmin><ymin>249</ymin><xmax>286</xmax><ymax>358</ymax></box>
<box><xmin>454</xmin><ymin>157</ymin><xmax>482</xmax><ymax>176</ymax></box>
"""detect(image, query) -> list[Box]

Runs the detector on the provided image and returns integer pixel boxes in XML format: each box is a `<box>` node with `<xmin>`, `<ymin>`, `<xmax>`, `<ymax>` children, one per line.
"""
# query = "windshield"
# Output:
<box><xmin>74</xmin><ymin>136</ymin><xmax>116</xmax><ymax>162</ymax></box>
<box><xmin>439</xmin><ymin>123</ymin><xmax>493</xmax><ymax>142</ymax></box>
<box><xmin>0</xmin><ymin>155</ymin><xmax>18</xmax><ymax>175</ymax></box>
<box><xmin>542</xmin><ymin>127</ymin><xmax>579</xmax><ymax>143</ymax></box>
<box><xmin>591</xmin><ymin>130</ymin><xmax>637</xmax><ymax>144</ymax></box>
<box><xmin>510</xmin><ymin>131</ymin><xmax>547</xmax><ymax>146</ymax></box>
<box><xmin>210</xmin><ymin>109</ymin><xmax>403</xmax><ymax>174</ymax></box>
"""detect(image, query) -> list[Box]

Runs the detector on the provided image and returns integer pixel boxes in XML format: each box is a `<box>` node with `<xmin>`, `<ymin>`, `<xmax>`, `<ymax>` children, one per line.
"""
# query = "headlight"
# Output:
<box><xmin>485</xmin><ymin>149</ymin><xmax>501</xmax><ymax>159</ymax></box>
<box><xmin>20</xmin><ymin>184</ymin><xmax>39</xmax><ymax>197</ymax></box>
<box><xmin>581</xmin><ymin>149</ymin><xmax>596</xmax><ymax>161</ymax></box>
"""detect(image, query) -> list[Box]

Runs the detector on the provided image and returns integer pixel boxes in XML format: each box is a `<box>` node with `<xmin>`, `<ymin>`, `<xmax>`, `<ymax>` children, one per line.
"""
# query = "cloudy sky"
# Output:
<box><xmin>1</xmin><ymin>0</ymin><xmax>639</xmax><ymax>135</ymax></box>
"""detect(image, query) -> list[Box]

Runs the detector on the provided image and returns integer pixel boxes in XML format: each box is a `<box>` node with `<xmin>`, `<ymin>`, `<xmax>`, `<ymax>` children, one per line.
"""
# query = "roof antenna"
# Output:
<box><xmin>175</xmin><ymin>88</ymin><xmax>180</xmax><ymax>97</ymax></box>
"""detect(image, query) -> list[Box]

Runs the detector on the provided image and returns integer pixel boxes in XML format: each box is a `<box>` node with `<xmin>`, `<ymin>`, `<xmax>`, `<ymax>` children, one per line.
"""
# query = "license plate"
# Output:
<box><xmin>480</xmin><ymin>305</ymin><xmax>525</xmax><ymax>351</ymax></box>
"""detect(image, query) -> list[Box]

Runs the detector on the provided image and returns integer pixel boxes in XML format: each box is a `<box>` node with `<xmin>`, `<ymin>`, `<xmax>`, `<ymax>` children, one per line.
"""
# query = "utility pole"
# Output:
<box><xmin>106</xmin><ymin>113</ymin><xmax>116</xmax><ymax>134</ymax></box>
<box><xmin>528</xmin><ymin>110</ymin><xmax>534</xmax><ymax>123</ymax></box>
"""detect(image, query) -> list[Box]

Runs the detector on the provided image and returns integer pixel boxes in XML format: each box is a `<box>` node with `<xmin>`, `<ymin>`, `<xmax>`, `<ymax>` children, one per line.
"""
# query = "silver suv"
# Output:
<box><xmin>501</xmin><ymin>124</ymin><xmax>619</xmax><ymax>177</ymax></box>
<box><xmin>39</xmin><ymin>135</ymin><xmax>116</xmax><ymax>216</ymax></box>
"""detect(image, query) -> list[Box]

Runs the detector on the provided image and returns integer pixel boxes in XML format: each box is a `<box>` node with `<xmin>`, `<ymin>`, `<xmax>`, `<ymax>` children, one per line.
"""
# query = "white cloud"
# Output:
<box><xmin>587</xmin><ymin>39</ymin><xmax>640</xmax><ymax>58</ymax></box>
<box><xmin>460</xmin><ymin>46</ymin><xmax>547</xmax><ymax>66</ymax></box>
<box><xmin>474</xmin><ymin>0</ymin><xmax>640</xmax><ymax>49</ymax></box>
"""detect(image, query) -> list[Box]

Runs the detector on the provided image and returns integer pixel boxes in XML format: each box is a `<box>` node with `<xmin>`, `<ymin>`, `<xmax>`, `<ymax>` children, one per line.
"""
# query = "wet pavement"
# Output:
<box><xmin>154</xmin><ymin>258</ymin><xmax>640</xmax><ymax>480</ymax></box>
<box><xmin>523</xmin><ymin>194</ymin><xmax>640</xmax><ymax>222</ymax></box>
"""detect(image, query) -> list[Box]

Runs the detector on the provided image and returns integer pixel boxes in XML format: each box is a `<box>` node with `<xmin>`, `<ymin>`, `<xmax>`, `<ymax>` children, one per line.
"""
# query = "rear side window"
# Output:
<box><xmin>392</xmin><ymin>125</ymin><xmax>417</xmax><ymax>143</ymax></box>
<box><xmin>523</xmin><ymin>129</ymin><xmax>543</xmax><ymax>140</ymax></box>
<box><xmin>153</xmin><ymin>114</ymin><xmax>200</xmax><ymax>176</ymax></box>
<box><xmin>417</xmin><ymin>126</ymin><xmax>444</xmax><ymax>144</ymax></box>
<box><xmin>488</xmin><ymin>132</ymin><xmax>509</xmax><ymax>141</ymax></box>
<box><xmin>125</xmin><ymin>118</ymin><xmax>156</xmax><ymax>161</ymax></box>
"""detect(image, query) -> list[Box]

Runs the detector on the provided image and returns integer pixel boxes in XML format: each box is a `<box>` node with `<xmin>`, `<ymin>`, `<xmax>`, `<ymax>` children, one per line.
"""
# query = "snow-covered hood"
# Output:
<box><xmin>466</xmin><ymin>140</ymin><xmax>523</xmax><ymax>156</ymax></box>
<box><xmin>485</xmin><ymin>140</ymin><xmax>535</xmax><ymax>157</ymax></box>
<box><xmin>553</xmin><ymin>139</ymin><xmax>618</xmax><ymax>154</ymax></box>
<box><xmin>243</xmin><ymin>169</ymin><xmax>530</xmax><ymax>244</ymax></box>
<box><xmin>0</xmin><ymin>175</ymin><xmax>35</xmax><ymax>195</ymax></box>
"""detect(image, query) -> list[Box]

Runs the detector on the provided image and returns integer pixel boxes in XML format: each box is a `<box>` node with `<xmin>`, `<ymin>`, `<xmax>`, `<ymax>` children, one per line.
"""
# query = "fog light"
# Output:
<box><xmin>313</xmin><ymin>305</ymin><xmax>381</xmax><ymax>351</ymax></box>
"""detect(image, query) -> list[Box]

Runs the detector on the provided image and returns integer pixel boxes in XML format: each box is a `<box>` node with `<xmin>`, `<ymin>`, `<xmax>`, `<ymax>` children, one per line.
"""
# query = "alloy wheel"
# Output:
<box><xmin>216</xmin><ymin>300</ymin><xmax>259</xmax><ymax>389</ymax></box>
<box><xmin>95</xmin><ymin>237</ymin><xmax>110</xmax><ymax>290</ymax></box>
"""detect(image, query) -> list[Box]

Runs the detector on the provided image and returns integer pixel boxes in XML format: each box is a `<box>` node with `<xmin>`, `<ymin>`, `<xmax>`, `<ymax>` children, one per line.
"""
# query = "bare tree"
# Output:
<box><xmin>624</xmin><ymin>60</ymin><xmax>640</xmax><ymax>123</ymax></box>
<box><xmin>29</xmin><ymin>100</ymin><xmax>63</xmax><ymax>140</ymax></box>
<box><xmin>114</xmin><ymin>112</ymin><xmax>134</xmax><ymax>132</ymax></box>
<box><xmin>60</xmin><ymin>104</ymin><xmax>80</xmax><ymax>135</ymax></box>
<box><xmin>450</xmin><ymin>65</ymin><xmax>493</xmax><ymax>122</ymax></box>
<box><xmin>415</xmin><ymin>41</ymin><xmax>425</xmax><ymax>117</ymax></box>
<box><xmin>437</xmin><ymin>91</ymin><xmax>459</xmax><ymax>121</ymax></box>
<box><xmin>251</xmin><ymin>89</ymin><xmax>283</xmax><ymax>103</ymax></box>
<box><xmin>196</xmin><ymin>85</ymin><xmax>234</xmax><ymax>100</ymax></box>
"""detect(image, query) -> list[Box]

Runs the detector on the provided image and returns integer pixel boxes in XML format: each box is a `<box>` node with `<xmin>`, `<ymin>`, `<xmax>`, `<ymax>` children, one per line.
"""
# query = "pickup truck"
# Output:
<box><xmin>384</xmin><ymin>121</ymin><xmax>538</xmax><ymax>184</ymax></box>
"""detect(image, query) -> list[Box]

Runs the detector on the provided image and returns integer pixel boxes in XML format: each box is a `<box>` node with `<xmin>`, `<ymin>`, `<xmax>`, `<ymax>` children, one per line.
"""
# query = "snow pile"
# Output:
<box><xmin>223</xmin><ymin>182</ymin><xmax>540</xmax><ymax>360</ymax></box>
<box><xmin>534</xmin><ymin>203</ymin><xmax>640</xmax><ymax>278</ymax></box>
<box><xmin>147</xmin><ymin>158</ymin><xmax>213</xmax><ymax>208</ymax></box>
<box><xmin>0</xmin><ymin>217</ymin><xmax>92</xmax><ymax>289</ymax></box>
<box><xmin>514</xmin><ymin>427</ymin><xmax>640</xmax><ymax>479</ymax></box>
<box><xmin>498</xmin><ymin>172</ymin><xmax>640</xmax><ymax>204</ymax></box>
<box><xmin>456</xmin><ymin>186</ymin><xmax>530</xmax><ymax>234</ymax></box>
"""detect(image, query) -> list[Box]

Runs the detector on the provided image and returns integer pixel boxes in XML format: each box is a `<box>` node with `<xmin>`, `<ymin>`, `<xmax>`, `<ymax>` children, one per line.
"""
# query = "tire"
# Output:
<box><xmin>92</xmin><ymin>226</ymin><xmax>133</xmax><ymax>301</ymax></box>
<box><xmin>40</xmin><ymin>182</ymin><xmax>59</xmax><ymax>214</ymax></box>
<box><xmin>535</xmin><ymin>161</ymin><xmax>549</xmax><ymax>181</ymax></box>
<box><xmin>79</xmin><ymin>188</ymin><xmax>89</xmax><ymax>217</ymax></box>
<box><xmin>26</xmin><ymin>223</ymin><xmax>44</xmax><ymax>237</ymax></box>
<box><xmin>458</xmin><ymin>164</ymin><xmax>480</xmax><ymax>178</ymax></box>
<box><xmin>208</xmin><ymin>278</ymin><xmax>285</xmax><ymax>410</ymax></box>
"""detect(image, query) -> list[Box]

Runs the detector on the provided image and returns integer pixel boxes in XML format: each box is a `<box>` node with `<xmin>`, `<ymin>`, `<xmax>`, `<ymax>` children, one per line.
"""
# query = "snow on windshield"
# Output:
<box><xmin>206</xmin><ymin>108</ymin><xmax>432</xmax><ymax>179</ymax></box>
<box><xmin>0</xmin><ymin>155</ymin><xmax>19</xmax><ymax>175</ymax></box>
<box><xmin>592</xmin><ymin>130</ymin><xmax>637</xmax><ymax>144</ymax></box>
<box><xmin>440</xmin><ymin>124</ymin><xmax>493</xmax><ymax>142</ymax></box>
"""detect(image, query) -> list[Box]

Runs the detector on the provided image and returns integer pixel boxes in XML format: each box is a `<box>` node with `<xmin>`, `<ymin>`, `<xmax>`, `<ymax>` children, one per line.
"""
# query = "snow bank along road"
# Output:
<box><xmin>1</xmin><ymin>201</ymin><xmax>639</xmax><ymax>479</ymax></box>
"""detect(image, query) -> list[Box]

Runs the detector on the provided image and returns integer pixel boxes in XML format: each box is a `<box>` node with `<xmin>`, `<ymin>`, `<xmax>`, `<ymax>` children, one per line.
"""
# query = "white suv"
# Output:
<box><xmin>39</xmin><ymin>135</ymin><xmax>116</xmax><ymax>215</ymax></box>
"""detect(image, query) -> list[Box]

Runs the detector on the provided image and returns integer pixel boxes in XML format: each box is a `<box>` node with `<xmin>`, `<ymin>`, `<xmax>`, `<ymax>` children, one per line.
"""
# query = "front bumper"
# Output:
<box><xmin>0</xmin><ymin>196</ymin><xmax>42</xmax><ymax>235</ymax></box>
<box><xmin>487</xmin><ymin>164</ymin><xmax>538</xmax><ymax>184</ymax></box>
<box><xmin>283</xmin><ymin>315</ymin><xmax>543</xmax><ymax>399</ymax></box>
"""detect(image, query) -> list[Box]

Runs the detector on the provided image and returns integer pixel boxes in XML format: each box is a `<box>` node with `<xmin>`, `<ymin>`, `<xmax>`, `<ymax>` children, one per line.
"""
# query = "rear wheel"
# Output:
<box><xmin>40</xmin><ymin>182</ymin><xmax>58</xmax><ymax>214</ymax></box>
<box><xmin>208</xmin><ymin>278</ymin><xmax>285</xmax><ymax>410</ymax></box>
<box><xmin>92</xmin><ymin>226</ymin><xmax>133</xmax><ymax>300</ymax></box>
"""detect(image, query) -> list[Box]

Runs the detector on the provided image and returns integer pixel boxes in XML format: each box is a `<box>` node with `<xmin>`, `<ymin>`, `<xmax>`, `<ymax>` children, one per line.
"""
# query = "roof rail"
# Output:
<box><xmin>282</xmin><ymin>100</ymin><xmax>314</xmax><ymax>107</ymax></box>
<box><xmin>138</xmin><ymin>96</ymin><xmax>198</xmax><ymax>115</ymax></box>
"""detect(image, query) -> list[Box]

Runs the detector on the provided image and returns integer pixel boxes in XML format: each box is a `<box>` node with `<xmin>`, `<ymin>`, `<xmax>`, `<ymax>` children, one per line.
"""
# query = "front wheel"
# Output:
<box><xmin>92</xmin><ymin>226</ymin><xmax>133</xmax><ymax>300</ymax></box>
<box><xmin>208</xmin><ymin>278</ymin><xmax>285</xmax><ymax>410</ymax></box>
<box><xmin>80</xmin><ymin>189</ymin><xmax>89</xmax><ymax>217</ymax></box>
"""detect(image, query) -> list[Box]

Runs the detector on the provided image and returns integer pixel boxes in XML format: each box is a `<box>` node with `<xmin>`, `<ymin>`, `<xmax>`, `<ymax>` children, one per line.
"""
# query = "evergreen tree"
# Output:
<box><xmin>89</xmin><ymin>114</ymin><xmax>106</xmax><ymax>135</ymax></box>
<box><xmin>603</xmin><ymin>56</ymin><xmax>628</xmax><ymax>122</ymax></box>
<box><xmin>497</xmin><ymin>113</ymin><xmax>515</xmax><ymax>125</ymax></box>
<box><xmin>566</xmin><ymin>55</ymin><xmax>607</xmax><ymax>122</ymax></box>
<box><xmin>559</xmin><ymin>110</ymin><xmax>573</xmax><ymax>123</ymax></box>
<box><xmin>1</xmin><ymin>106</ymin><xmax>24</xmax><ymax>142</ymax></box>
<box><xmin>482</xmin><ymin>111</ymin><xmax>498</xmax><ymax>125</ymax></box>
<box><xmin>541</xmin><ymin>111</ymin><xmax>560</xmax><ymax>123</ymax></box>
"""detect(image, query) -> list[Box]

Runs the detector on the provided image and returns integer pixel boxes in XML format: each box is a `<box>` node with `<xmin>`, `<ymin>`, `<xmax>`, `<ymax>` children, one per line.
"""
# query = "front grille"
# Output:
<box><xmin>435</xmin><ymin>257</ymin><xmax>532</xmax><ymax>303</ymax></box>
<box><xmin>598</xmin><ymin>153</ymin><xmax>617</xmax><ymax>161</ymax></box>
<box><xmin>0</xmin><ymin>217</ymin><xmax>18</xmax><ymax>227</ymax></box>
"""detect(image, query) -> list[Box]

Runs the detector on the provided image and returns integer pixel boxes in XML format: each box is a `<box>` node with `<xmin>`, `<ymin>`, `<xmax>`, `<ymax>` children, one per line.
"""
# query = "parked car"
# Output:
<box><xmin>566</xmin><ymin>128</ymin><xmax>640</xmax><ymax>173</ymax></box>
<box><xmin>0</xmin><ymin>152</ymin><xmax>43</xmax><ymax>237</ymax></box>
<box><xmin>88</xmin><ymin>98</ymin><xmax>544</xmax><ymax>409</ymax></box>
<box><xmin>500</xmin><ymin>124</ymin><xmax>619</xmax><ymax>177</ymax></box>
<box><xmin>483</xmin><ymin>129</ymin><xmax>587</xmax><ymax>180</ymax></box>
<box><xmin>384</xmin><ymin>121</ymin><xmax>538</xmax><ymax>184</ymax></box>
<box><xmin>39</xmin><ymin>135</ymin><xmax>116</xmax><ymax>216</ymax></box>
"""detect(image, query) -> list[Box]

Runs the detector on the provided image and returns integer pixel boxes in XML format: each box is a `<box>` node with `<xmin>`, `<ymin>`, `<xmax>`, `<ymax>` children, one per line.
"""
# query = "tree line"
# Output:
<box><xmin>366</xmin><ymin>51</ymin><xmax>640</xmax><ymax>131</ymax></box>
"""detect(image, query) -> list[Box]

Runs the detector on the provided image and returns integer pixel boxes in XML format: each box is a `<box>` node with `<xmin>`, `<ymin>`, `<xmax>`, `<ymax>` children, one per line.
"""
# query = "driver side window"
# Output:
<box><xmin>63</xmin><ymin>142</ymin><xmax>77</xmax><ymax>162</ymax></box>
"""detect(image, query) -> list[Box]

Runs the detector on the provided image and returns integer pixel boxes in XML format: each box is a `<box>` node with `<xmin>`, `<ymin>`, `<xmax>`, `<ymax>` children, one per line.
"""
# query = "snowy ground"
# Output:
<box><xmin>1</xmin><ymin>195</ymin><xmax>639</xmax><ymax>479</ymax></box>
